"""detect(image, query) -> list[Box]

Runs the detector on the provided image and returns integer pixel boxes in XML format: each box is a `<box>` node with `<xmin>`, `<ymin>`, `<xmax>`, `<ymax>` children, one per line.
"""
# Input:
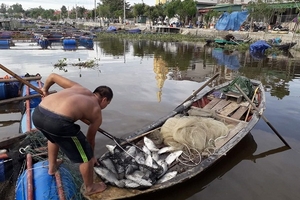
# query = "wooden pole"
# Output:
<box><xmin>27</xmin><ymin>154</ymin><xmax>33</xmax><ymax>200</ymax></box>
<box><xmin>0</xmin><ymin>76</ymin><xmax>41</xmax><ymax>83</ymax></box>
<box><xmin>234</xmin><ymin>83</ymin><xmax>291</xmax><ymax>148</ymax></box>
<box><xmin>0</xmin><ymin>90</ymin><xmax>56</xmax><ymax>105</ymax></box>
<box><xmin>178</xmin><ymin>72</ymin><xmax>220</xmax><ymax>107</ymax></box>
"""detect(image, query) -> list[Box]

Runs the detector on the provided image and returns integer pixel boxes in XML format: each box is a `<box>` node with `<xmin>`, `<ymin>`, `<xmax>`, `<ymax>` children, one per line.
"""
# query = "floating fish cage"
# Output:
<box><xmin>16</xmin><ymin>161</ymin><xmax>78</xmax><ymax>200</ymax></box>
<box><xmin>38</xmin><ymin>39</ymin><xmax>50</xmax><ymax>49</ymax></box>
<box><xmin>62</xmin><ymin>38</ymin><xmax>77</xmax><ymax>50</ymax></box>
<box><xmin>0</xmin><ymin>40</ymin><xmax>10</xmax><ymax>49</ymax></box>
<box><xmin>78</xmin><ymin>36</ymin><xmax>94</xmax><ymax>49</ymax></box>
<box><xmin>0</xmin><ymin>81</ymin><xmax>20</xmax><ymax>100</ymax></box>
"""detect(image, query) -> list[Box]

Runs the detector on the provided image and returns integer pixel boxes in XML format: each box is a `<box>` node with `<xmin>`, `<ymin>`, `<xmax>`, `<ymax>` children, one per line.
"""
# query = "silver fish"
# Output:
<box><xmin>158</xmin><ymin>146</ymin><xmax>176</xmax><ymax>155</ymax></box>
<box><xmin>144</xmin><ymin>137</ymin><xmax>159</xmax><ymax>152</ymax></box>
<box><xmin>125</xmin><ymin>162</ymin><xmax>139</xmax><ymax>175</ymax></box>
<box><xmin>94</xmin><ymin>166</ymin><xmax>125</xmax><ymax>188</ymax></box>
<box><xmin>156</xmin><ymin>171</ymin><xmax>178</xmax><ymax>184</ymax></box>
<box><xmin>135</xmin><ymin>152</ymin><xmax>146</xmax><ymax>165</ymax></box>
<box><xmin>152</xmin><ymin>151</ymin><xmax>159</xmax><ymax>162</ymax></box>
<box><xmin>145</xmin><ymin>154</ymin><xmax>153</xmax><ymax>167</ymax></box>
<box><xmin>106</xmin><ymin>145</ymin><xmax>116</xmax><ymax>154</ymax></box>
<box><xmin>125</xmin><ymin>174</ymin><xmax>152</xmax><ymax>187</ymax></box>
<box><xmin>157</xmin><ymin>159</ymin><xmax>168</xmax><ymax>177</ymax></box>
<box><xmin>122</xmin><ymin>179</ymin><xmax>140</xmax><ymax>188</ymax></box>
<box><xmin>100</xmin><ymin>158</ymin><xmax>117</xmax><ymax>174</ymax></box>
<box><xmin>165</xmin><ymin>150</ymin><xmax>183</xmax><ymax>165</ymax></box>
<box><xmin>142</xmin><ymin>145</ymin><xmax>151</xmax><ymax>155</ymax></box>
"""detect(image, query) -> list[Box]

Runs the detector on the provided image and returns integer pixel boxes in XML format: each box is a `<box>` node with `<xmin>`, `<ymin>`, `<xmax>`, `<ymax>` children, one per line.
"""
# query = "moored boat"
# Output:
<box><xmin>84</xmin><ymin>76</ymin><xmax>266</xmax><ymax>200</ymax></box>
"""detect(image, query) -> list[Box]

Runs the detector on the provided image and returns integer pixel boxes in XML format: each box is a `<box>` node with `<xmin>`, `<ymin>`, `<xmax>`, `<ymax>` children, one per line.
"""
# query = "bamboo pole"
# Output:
<box><xmin>0</xmin><ymin>76</ymin><xmax>41</xmax><ymax>83</ymax></box>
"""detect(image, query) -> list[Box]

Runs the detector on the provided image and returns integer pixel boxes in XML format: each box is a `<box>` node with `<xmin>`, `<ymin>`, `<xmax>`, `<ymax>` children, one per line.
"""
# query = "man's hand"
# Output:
<box><xmin>41</xmin><ymin>87</ymin><xmax>50</xmax><ymax>97</ymax></box>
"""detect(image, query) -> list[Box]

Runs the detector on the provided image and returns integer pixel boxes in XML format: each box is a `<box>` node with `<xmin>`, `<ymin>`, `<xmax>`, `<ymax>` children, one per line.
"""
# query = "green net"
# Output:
<box><xmin>222</xmin><ymin>76</ymin><xmax>254</xmax><ymax>98</ymax></box>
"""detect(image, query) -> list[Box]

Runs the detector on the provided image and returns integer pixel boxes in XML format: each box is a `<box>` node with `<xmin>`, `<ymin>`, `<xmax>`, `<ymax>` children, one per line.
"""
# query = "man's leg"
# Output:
<box><xmin>80</xmin><ymin>159</ymin><xmax>106</xmax><ymax>195</ymax></box>
<box><xmin>47</xmin><ymin>140</ymin><xmax>61</xmax><ymax>175</ymax></box>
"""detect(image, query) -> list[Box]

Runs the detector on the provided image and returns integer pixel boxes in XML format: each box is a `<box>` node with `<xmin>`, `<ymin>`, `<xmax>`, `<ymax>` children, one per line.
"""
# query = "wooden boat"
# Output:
<box><xmin>84</xmin><ymin>77</ymin><xmax>266</xmax><ymax>200</ymax></box>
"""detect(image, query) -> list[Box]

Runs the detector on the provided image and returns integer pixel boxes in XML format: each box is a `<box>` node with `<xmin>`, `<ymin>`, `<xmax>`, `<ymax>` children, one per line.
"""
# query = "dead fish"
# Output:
<box><xmin>94</xmin><ymin>166</ymin><xmax>125</xmax><ymax>188</ymax></box>
<box><xmin>125</xmin><ymin>162</ymin><xmax>139</xmax><ymax>175</ymax></box>
<box><xmin>156</xmin><ymin>171</ymin><xmax>178</xmax><ymax>184</ymax></box>
<box><xmin>125</xmin><ymin>146</ymin><xmax>137</xmax><ymax>158</ymax></box>
<box><xmin>152</xmin><ymin>151</ymin><xmax>159</xmax><ymax>162</ymax></box>
<box><xmin>100</xmin><ymin>158</ymin><xmax>117</xmax><ymax>174</ymax></box>
<box><xmin>144</xmin><ymin>137</ymin><xmax>159</xmax><ymax>152</ymax></box>
<box><xmin>142</xmin><ymin>145</ymin><xmax>151</xmax><ymax>155</ymax></box>
<box><xmin>135</xmin><ymin>152</ymin><xmax>146</xmax><ymax>165</ymax></box>
<box><xmin>126</xmin><ymin>174</ymin><xmax>152</xmax><ymax>187</ymax></box>
<box><xmin>157</xmin><ymin>159</ymin><xmax>168</xmax><ymax>177</ymax></box>
<box><xmin>122</xmin><ymin>179</ymin><xmax>140</xmax><ymax>188</ymax></box>
<box><xmin>165</xmin><ymin>150</ymin><xmax>183</xmax><ymax>165</ymax></box>
<box><xmin>106</xmin><ymin>145</ymin><xmax>116</xmax><ymax>154</ymax></box>
<box><xmin>145</xmin><ymin>154</ymin><xmax>153</xmax><ymax>167</ymax></box>
<box><xmin>158</xmin><ymin>146</ymin><xmax>176</xmax><ymax>155</ymax></box>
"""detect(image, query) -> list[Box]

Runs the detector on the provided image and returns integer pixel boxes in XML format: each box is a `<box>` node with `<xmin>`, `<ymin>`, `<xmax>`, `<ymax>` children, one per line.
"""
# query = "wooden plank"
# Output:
<box><xmin>231</xmin><ymin>106</ymin><xmax>249</xmax><ymax>120</ymax></box>
<box><xmin>216</xmin><ymin>114</ymin><xmax>242</xmax><ymax>124</ymax></box>
<box><xmin>214</xmin><ymin>121</ymin><xmax>247</xmax><ymax>149</ymax></box>
<box><xmin>211</xmin><ymin>99</ymin><xmax>231</xmax><ymax>111</ymax></box>
<box><xmin>204</xmin><ymin>98</ymin><xmax>221</xmax><ymax>109</ymax></box>
<box><xmin>219</xmin><ymin>102</ymin><xmax>240</xmax><ymax>116</ymax></box>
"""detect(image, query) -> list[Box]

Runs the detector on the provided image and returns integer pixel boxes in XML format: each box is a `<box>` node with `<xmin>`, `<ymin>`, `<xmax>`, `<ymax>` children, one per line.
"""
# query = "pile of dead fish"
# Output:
<box><xmin>94</xmin><ymin>136</ymin><xmax>183</xmax><ymax>189</ymax></box>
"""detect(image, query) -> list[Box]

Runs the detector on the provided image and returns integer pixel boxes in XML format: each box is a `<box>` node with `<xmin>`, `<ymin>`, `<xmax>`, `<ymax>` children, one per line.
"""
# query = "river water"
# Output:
<box><xmin>1</xmin><ymin>38</ymin><xmax>300</xmax><ymax>200</ymax></box>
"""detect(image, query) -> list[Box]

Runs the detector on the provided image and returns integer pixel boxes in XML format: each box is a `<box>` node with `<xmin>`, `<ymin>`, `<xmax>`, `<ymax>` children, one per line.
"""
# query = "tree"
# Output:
<box><xmin>61</xmin><ymin>5</ymin><xmax>68</xmax><ymax>19</ymax></box>
<box><xmin>0</xmin><ymin>3</ymin><xmax>7</xmax><ymax>13</ymax></box>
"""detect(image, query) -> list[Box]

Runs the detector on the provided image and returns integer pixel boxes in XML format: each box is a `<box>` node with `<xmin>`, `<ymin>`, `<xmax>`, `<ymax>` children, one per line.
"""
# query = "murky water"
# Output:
<box><xmin>1</xmin><ymin>38</ymin><xmax>300</xmax><ymax>199</ymax></box>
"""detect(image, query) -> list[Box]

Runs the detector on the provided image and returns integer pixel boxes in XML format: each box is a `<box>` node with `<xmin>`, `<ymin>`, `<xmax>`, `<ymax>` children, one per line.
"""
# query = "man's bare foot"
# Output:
<box><xmin>84</xmin><ymin>182</ymin><xmax>107</xmax><ymax>196</ymax></box>
<box><xmin>48</xmin><ymin>159</ymin><xmax>63</xmax><ymax>175</ymax></box>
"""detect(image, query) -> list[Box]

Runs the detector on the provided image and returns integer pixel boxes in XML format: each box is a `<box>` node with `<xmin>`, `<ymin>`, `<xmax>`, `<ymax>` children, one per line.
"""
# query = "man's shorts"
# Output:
<box><xmin>32</xmin><ymin>106</ymin><xmax>93</xmax><ymax>163</ymax></box>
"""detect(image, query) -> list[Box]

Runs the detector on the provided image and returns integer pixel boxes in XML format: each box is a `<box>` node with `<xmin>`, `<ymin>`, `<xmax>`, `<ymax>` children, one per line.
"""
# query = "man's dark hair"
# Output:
<box><xmin>93</xmin><ymin>86</ymin><xmax>113</xmax><ymax>101</ymax></box>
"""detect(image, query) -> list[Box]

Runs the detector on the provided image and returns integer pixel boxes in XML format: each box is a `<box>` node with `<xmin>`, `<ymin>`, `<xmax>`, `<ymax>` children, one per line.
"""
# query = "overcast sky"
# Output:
<box><xmin>1</xmin><ymin>0</ymin><xmax>155</xmax><ymax>10</ymax></box>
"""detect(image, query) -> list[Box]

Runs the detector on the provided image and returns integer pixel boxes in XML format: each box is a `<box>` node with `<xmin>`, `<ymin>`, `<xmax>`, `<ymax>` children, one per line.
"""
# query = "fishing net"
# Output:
<box><xmin>160</xmin><ymin>112</ymin><xmax>230</xmax><ymax>154</ymax></box>
<box><xmin>0</xmin><ymin>130</ymin><xmax>84</xmax><ymax>200</ymax></box>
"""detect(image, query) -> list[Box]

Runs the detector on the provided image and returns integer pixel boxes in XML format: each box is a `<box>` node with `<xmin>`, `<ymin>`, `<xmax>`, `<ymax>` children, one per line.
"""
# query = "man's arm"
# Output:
<box><xmin>43</xmin><ymin>73</ymin><xmax>81</xmax><ymax>92</ymax></box>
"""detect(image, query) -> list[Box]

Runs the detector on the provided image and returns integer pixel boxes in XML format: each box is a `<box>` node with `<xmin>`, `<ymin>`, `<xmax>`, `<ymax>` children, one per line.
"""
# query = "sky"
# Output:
<box><xmin>1</xmin><ymin>0</ymin><xmax>155</xmax><ymax>10</ymax></box>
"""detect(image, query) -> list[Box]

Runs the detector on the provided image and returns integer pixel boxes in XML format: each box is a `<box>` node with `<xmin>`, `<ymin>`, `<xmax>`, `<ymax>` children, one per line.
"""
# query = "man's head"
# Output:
<box><xmin>93</xmin><ymin>86</ymin><xmax>113</xmax><ymax>109</ymax></box>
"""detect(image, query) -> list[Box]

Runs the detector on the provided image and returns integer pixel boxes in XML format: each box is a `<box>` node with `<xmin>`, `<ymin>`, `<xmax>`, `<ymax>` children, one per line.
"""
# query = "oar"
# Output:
<box><xmin>0</xmin><ymin>64</ymin><xmax>139</xmax><ymax>153</ymax></box>
<box><xmin>234</xmin><ymin>83</ymin><xmax>291</xmax><ymax>148</ymax></box>
<box><xmin>178</xmin><ymin>72</ymin><xmax>220</xmax><ymax>107</ymax></box>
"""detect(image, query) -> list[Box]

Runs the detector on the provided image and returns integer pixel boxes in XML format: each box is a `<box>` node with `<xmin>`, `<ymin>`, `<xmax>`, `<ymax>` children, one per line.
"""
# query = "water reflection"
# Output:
<box><xmin>96</xmin><ymin>37</ymin><xmax>300</xmax><ymax>101</ymax></box>
<box><xmin>212</xmin><ymin>48</ymin><xmax>241</xmax><ymax>70</ymax></box>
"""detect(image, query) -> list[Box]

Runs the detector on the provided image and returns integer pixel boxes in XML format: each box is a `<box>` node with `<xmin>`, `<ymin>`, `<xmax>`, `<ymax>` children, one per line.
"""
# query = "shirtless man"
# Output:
<box><xmin>32</xmin><ymin>73</ymin><xmax>113</xmax><ymax>195</ymax></box>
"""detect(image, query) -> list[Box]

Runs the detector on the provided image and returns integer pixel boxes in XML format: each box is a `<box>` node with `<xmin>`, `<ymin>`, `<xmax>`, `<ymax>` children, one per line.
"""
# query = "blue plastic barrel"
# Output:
<box><xmin>0</xmin><ymin>83</ymin><xmax>7</xmax><ymax>100</ymax></box>
<box><xmin>78</xmin><ymin>36</ymin><xmax>94</xmax><ymax>49</ymax></box>
<box><xmin>63</xmin><ymin>39</ymin><xmax>77</xmax><ymax>50</ymax></box>
<box><xmin>38</xmin><ymin>39</ymin><xmax>50</xmax><ymax>49</ymax></box>
<box><xmin>16</xmin><ymin>161</ymin><xmax>77</xmax><ymax>200</ymax></box>
<box><xmin>0</xmin><ymin>158</ymin><xmax>12</xmax><ymax>182</ymax></box>
<box><xmin>6</xmin><ymin>81</ymin><xmax>21</xmax><ymax>98</ymax></box>
<box><xmin>0</xmin><ymin>40</ymin><xmax>10</xmax><ymax>49</ymax></box>
<box><xmin>21</xmin><ymin>80</ymin><xmax>43</xmax><ymax>108</ymax></box>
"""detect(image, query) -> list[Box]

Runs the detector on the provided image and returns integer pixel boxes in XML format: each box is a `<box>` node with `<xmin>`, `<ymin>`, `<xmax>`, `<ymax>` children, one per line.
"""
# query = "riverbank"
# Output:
<box><xmin>79</xmin><ymin>21</ymin><xmax>300</xmax><ymax>50</ymax></box>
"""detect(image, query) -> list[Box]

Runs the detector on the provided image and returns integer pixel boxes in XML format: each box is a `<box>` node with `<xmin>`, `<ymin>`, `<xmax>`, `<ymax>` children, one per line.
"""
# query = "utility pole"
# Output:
<box><xmin>123</xmin><ymin>0</ymin><xmax>126</xmax><ymax>24</ymax></box>
<box><xmin>94</xmin><ymin>0</ymin><xmax>96</xmax><ymax>22</ymax></box>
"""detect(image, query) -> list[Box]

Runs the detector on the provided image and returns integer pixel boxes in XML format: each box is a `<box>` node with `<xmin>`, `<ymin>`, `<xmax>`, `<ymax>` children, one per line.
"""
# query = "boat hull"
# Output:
<box><xmin>85</xmin><ymin>78</ymin><xmax>266</xmax><ymax>200</ymax></box>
